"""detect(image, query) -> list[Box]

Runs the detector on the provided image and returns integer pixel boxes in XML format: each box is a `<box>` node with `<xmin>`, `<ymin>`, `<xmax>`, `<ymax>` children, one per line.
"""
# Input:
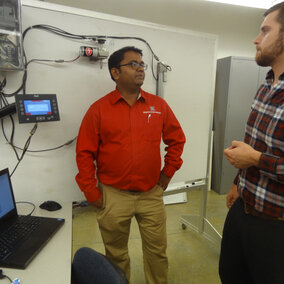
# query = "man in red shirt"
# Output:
<box><xmin>75</xmin><ymin>46</ymin><xmax>186</xmax><ymax>283</ymax></box>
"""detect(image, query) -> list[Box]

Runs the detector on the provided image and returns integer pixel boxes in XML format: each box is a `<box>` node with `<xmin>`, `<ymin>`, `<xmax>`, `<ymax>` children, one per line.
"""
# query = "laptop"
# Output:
<box><xmin>0</xmin><ymin>168</ymin><xmax>65</xmax><ymax>269</ymax></box>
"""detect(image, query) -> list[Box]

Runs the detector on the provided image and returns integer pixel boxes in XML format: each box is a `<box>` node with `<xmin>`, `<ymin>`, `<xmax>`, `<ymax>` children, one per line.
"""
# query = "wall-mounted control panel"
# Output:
<box><xmin>15</xmin><ymin>94</ymin><xmax>60</xmax><ymax>123</ymax></box>
<box><xmin>0</xmin><ymin>0</ymin><xmax>24</xmax><ymax>71</ymax></box>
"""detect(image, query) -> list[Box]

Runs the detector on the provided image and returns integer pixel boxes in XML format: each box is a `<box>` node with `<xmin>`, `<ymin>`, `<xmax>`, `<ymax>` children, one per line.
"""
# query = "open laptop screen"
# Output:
<box><xmin>0</xmin><ymin>169</ymin><xmax>16</xmax><ymax>218</ymax></box>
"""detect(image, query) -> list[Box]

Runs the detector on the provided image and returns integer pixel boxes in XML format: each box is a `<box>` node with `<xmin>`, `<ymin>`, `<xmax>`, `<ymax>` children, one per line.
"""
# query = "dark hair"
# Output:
<box><xmin>108</xmin><ymin>46</ymin><xmax>143</xmax><ymax>81</ymax></box>
<box><xmin>264</xmin><ymin>2</ymin><xmax>284</xmax><ymax>31</ymax></box>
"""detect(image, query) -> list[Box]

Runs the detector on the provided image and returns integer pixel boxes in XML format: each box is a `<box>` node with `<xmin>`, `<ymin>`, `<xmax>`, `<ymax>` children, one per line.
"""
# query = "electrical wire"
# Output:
<box><xmin>0</xmin><ymin>23</ymin><xmax>169</xmax><ymax>175</ymax></box>
<box><xmin>2</xmin><ymin>53</ymin><xmax>79</xmax><ymax>98</ymax></box>
<box><xmin>1</xmin><ymin>116</ymin><xmax>20</xmax><ymax>161</ymax></box>
<box><xmin>16</xmin><ymin>201</ymin><xmax>36</xmax><ymax>216</ymax></box>
<box><xmin>21</xmin><ymin>24</ymin><xmax>163</xmax><ymax>82</ymax></box>
<box><xmin>22</xmin><ymin>24</ymin><xmax>160</xmax><ymax>60</ymax></box>
<box><xmin>0</xmin><ymin>46</ymin><xmax>79</xmax><ymax>173</ymax></box>
<box><xmin>9</xmin><ymin>123</ymin><xmax>38</xmax><ymax>177</ymax></box>
<box><xmin>3</xmin><ymin>23</ymin><xmax>166</xmax><ymax>97</ymax></box>
<box><xmin>2</xmin><ymin>57</ymin><xmax>27</xmax><ymax>97</ymax></box>
<box><xmin>1</xmin><ymin>90</ymin><xmax>76</xmax><ymax>156</ymax></box>
<box><xmin>0</xmin><ymin>77</ymin><xmax>6</xmax><ymax>90</ymax></box>
<box><xmin>13</xmin><ymin>136</ymin><xmax>77</xmax><ymax>153</ymax></box>
<box><xmin>0</xmin><ymin>93</ymin><xmax>21</xmax><ymax>160</ymax></box>
<box><xmin>3</xmin><ymin>24</ymin><xmax>165</xmax><ymax>97</ymax></box>
<box><xmin>0</xmin><ymin>269</ymin><xmax>12</xmax><ymax>282</ymax></box>
<box><xmin>0</xmin><ymin>92</ymin><xmax>38</xmax><ymax>177</ymax></box>
<box><xmin>26</xmin><ymin>55</ymin><xmax>80</xmax><ymax>67</ymax></box>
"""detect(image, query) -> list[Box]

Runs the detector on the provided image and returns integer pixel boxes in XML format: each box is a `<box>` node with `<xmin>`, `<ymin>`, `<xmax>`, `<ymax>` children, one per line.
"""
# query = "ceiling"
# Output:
<box><xmin>202</xmin><ymin>0</ymin><xmax>279</xmax><ymax>9</ymax></box>
<box><xmin>35</xmin><ymin>0</ymin><xmax>265</xmax><ymax>33</ymax></box>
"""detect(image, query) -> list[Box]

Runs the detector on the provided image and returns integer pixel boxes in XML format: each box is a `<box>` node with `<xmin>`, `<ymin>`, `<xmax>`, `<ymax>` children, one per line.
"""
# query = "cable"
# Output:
<box><xmin>22</xmin><ymin>24</ymin><xmax>88</xmax><ymax>41</ymax></box>
<box><xmin>0</xmin><ymin>49</ymin><xmax>78</xmax><ymax>163</ymax></box>
<box><xmin>23</xmin><ymin>25</ymin><xmax>160</xmax><ymax>60</ymax></box>
<box><xmin>3</xmin><ymin>24</ymin><xmax>165</xmax><ymax>97</ymax></box>
<box><xmin>0</xmin><ymin>269</ymin><xmax>13</xmax><ymax>282</ymax></box>
<box><xmin>0</xmin><ymin>94</ymin><xmax>21</xmax><ymax>161</ymax></box>
<box><xmin>2</xmin><ymin>56</ymin><xmax>80</xmax><ymax>98</ymax></box>
<box><xmin>1</xmin><ymin>93</ymin><xmax>75</xmax><ymax>160</ymax></box>
<box><xmin>13</xmin><ymin>136</ymin><xmax>77</xmax><ymax>153</ymax></box>
<box><xmin>26</xmin><ymin>55</ymin><xmax>80</xmax><ymax>67</ymax></box>
<box><xmin>21</xmin><ymin>24</ymin><xmax>163</xmax><ymax>81</ymax></box>
<box><xmin>1</xmin><ymin>24</ymin><xmax>167</xmax><ymax>168</ymax></box>
<box><xmin>9</xmin><ymin>123</ymin><xmax>38</xmax><ymax>177</ymax></box>
<box><xmin>0</xmin><ymin>77</ymin><xmax>6</xmax><ymax>90</ymax></box>
<box><xmin>15</xmin><ymin>201</ymin><xmax>36</xmax><ymax>216</ymax></box>
<box><xmin>1</xmin><ymin>61</ymin><xmax>27</xmax><ymax>97</ymax></box>
<box><xmin>1</xmin><ymin>116</ymin><xmax>20</xmax><ymax>161</ymax></box>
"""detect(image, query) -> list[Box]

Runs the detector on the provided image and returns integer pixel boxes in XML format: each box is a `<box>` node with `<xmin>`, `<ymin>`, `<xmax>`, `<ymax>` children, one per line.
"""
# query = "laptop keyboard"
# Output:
<box><xmin>0</xmin><ymin>216</ymin><xmax>44</xmax><ymax>260</ymax></box>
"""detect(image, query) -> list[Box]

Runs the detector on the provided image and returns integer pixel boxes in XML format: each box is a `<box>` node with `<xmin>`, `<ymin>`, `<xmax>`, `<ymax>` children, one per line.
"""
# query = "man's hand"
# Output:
<box><xmin>224</xmin><ymin>141</ymin><xmax>261</xmax><ymax>169</ymax></box>
<box><xmin>89</xmin><ymin>195</ymin><xmax>103</xmax><ymax>209</ymax></box>
<box><xmin>226</xmin><ymin>184</ymin><xmax>239</xmax><ymax>209</ymax></box>
<box><xmin>158</xmin><ymin>172</ymin><xmax>171</xmax><ymax>191</ymax></box>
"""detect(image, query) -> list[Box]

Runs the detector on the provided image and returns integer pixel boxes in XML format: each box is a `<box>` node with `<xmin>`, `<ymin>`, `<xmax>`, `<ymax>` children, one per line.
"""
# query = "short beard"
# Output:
<box><xmin>255</xmin><ymin>32</ymin><xmax>284</xmax><ymax>67</ymax></box>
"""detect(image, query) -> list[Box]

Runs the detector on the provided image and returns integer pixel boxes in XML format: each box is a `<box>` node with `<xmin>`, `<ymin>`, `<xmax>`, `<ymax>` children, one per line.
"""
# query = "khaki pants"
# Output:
<box><xmin>96</xmin><ymin>183</ymin><xmax>168</xmax><ymax>284</ymax></box>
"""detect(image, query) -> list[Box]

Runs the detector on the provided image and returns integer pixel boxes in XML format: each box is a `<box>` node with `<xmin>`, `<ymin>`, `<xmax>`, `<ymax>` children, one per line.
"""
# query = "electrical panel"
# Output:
<box><xmin>0</xmin><ymin>0</ymin><xmax>24</xmax><ymax>71</ymax></box>
<box><xmin>15</xmin><ymin>94</ymin><xmax>60</xmax><ymax>123</ymax></box>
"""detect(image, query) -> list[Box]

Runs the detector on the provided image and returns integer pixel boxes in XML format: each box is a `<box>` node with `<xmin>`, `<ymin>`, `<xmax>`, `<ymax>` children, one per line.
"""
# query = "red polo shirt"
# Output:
<box><xmin>75</xmin><ymin>88</ymin><xmax>186</xmax><ymax>202</ymax></box>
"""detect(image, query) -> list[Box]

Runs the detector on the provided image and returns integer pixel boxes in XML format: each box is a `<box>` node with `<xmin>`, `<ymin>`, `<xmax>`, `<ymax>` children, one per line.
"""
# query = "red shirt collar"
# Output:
<box><xmin>110</xmin><ymin>88</ymin><xmax>146</xmax><ymax>104</ymax></box>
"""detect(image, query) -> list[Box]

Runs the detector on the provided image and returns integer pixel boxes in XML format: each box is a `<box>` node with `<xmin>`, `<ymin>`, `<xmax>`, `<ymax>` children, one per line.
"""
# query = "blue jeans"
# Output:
<box><xmin>72</xmin><ymin>247</ymin><xmax>128</xmax><ymax>284</ymax></box>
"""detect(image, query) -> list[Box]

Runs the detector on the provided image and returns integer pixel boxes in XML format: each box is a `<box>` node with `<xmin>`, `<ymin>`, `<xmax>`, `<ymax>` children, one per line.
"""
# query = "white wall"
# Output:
<box><xmin>1</xmin><ymin>1</ymin><xmax>217</xmax><ymax>203</ymax></box>
<box><xmin>43</xmin><ymin>0</ymin><xmax>265</xmax><ymax>59</ymax></box>
<box><xmin>1</xmin><ymin>0</ymin><xmax>266</xmax><ymax>203</ymax></box>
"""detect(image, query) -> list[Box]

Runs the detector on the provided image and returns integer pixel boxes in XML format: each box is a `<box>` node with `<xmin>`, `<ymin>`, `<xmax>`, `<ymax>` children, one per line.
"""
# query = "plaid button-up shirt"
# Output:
<box><xmin>236</xmin><ymin>70</ymin><xmax>284</xmax><ymax>218</ymax></box>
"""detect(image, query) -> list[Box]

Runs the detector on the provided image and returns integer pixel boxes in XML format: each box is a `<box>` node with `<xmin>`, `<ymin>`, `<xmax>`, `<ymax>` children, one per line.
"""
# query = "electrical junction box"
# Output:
<box><xmin>0</xmin><ymin>0</ymin><xmax>24</xmax><ymax>71</ymax></box>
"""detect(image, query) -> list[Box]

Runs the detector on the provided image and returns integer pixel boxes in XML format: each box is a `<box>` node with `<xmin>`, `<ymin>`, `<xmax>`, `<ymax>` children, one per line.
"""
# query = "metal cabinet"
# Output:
<box><xmin>211</xmin><ymin>56</ymin><xmax>269</xmax><ymax>194</ymax></box>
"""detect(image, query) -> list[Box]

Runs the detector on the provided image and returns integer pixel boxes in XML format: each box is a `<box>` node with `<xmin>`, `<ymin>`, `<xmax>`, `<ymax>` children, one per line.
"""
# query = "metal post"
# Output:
<box><xmin>156</xmin><ymin>62</ymin><xmax>168</xmax><ymax>97</ymax></box>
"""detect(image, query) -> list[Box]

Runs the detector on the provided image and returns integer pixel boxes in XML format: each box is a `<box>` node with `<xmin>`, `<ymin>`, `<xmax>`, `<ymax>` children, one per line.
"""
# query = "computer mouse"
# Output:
<box><xmin>39</xmin><ymin>201</ymin><xmax>62</xmax><ymax>211</ymax></box>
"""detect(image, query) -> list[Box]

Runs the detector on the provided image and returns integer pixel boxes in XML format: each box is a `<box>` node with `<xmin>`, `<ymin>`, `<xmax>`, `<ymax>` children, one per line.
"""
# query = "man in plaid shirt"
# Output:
<box><xmin>219</xmin><ymin>2</ymin><xmax>284</xmax><ymax>284</ymax></box>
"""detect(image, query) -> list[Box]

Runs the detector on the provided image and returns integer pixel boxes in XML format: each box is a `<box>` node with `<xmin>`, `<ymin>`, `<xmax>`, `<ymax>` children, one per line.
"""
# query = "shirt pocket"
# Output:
<box><xmin>143</xmin><ymin>112</ymin><xmax>163</xmax><ymax>142</ymax></box>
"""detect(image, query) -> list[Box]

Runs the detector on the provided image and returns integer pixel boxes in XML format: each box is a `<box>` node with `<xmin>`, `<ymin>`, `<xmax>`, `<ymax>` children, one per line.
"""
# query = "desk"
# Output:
<box><xmin>2</xmin><ymin>202</ymin><xmax>73</xmax><ymax>284</ymax></box>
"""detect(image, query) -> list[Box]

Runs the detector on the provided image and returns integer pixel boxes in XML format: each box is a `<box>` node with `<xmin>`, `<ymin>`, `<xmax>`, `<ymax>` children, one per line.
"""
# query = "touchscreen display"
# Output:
<box><xmin>15</xmin><ymin>94</ymin><xmax>60</xmax><ymax>123</ymax></box>
<box><xmin>24</xmin><ymin>100</ymin><xmax>52</xmax><ymax>116</ymax></box>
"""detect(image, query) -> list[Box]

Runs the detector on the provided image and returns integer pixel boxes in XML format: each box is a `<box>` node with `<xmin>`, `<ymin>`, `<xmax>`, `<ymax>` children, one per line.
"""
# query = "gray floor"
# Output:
<box><xmin>72</xmin><ymin>189</ymin><xmax>227</xmax><ymax>284</ymax></box>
